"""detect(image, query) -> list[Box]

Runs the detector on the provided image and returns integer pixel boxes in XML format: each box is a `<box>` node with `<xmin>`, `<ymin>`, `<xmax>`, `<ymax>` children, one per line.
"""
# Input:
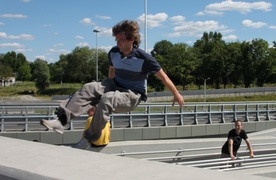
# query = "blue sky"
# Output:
<box><xmin>0</xmin><ymin>0</ymin><xmax>275</xmax><ymax>63</ymax></box>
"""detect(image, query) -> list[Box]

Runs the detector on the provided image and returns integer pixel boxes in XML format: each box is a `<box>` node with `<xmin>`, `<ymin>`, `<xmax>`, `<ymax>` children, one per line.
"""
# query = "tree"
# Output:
<box><xmin>147</xmin><ymin>54</ymin><xmax>165</xmax><ymax>91</ymax></box>
<box><xmin>167</xmin><ymin>43</ymin><xmax>195</xmax><ymax>90</ymax></box>
<box><xmin>240</xmin><ymin>41</ymin><xmax>255</xmax><ymax>88</ymax></box>
<box><xmin>193</xmin><ymin>31</ymin><xmax>226</xmax><ymax>89</ymax></box>
<box><xmin>64</xmin><ymin>47</ymin><xmax>94</xmax><ymax>83</ymax></box>
<box><xmin>150</xmin><ymin>40</ymin><xmax>174</xmax><ymax>91</ymax></box>
<box><xmin>226</xmin><ymin>42</ymin><xmax>243</xmax><ymax>88</ymax></box>
<box><xmin>97</xmin><ymin>50</ymin><xmax>109</xmax><ymax>80</ymax></box>
<box><xmin>32</xmin><ymin>59</ymin><xmax>50</xmax><ymax>93</ymax></box>
<box><xmin>267</xmin><ymin>43</ymin><xmax>276</xmax><ymax>83</ymax></box>
<box><xmin>0</xmin><ymin>63</ymin><xmax>13</xmax><ymax>79</ymax></box>
<box><xmin>17</xmin><ymin>62</ymin><xmax>31</xmax><ymax>82</ymax></box>
<box><xmin>239</xmin><ymin>39</ymin><xmax>270</xmax><ymax>87</ymax></box>
<box><xmin>250</xmin><ymin>39</ymin><xmax>271</xmax><ymax>87</ymax></box>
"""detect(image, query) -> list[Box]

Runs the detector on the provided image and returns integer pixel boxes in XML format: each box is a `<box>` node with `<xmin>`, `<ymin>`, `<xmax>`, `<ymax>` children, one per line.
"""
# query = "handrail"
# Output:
<box><xmin>113</xmin><ymin>143</ymin><xmax>276</xmax><ymax>158</ymax></box>
<box><xmin>111</xmin><ymin>142</ymin><xmax>276</xmax><ymax>171</ymax></box>
<box><xmin>0</xmin><ymin>102</ymin><xmax>276</xmax><ymax>132</ymax></box>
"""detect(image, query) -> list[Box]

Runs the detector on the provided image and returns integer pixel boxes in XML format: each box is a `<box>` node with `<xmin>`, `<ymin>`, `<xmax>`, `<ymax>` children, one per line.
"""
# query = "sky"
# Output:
<box><xmin>0</xmin><ymin>0</ymin><xmax>275</xmax><ymax>63</ymax></box>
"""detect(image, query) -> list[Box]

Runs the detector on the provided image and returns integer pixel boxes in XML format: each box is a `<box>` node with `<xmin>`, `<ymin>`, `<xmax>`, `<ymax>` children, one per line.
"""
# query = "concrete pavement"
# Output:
<box><xmin>0</xmin><ymin>133</ymin><xmax>275</xmax><ymax>180</ymax></box>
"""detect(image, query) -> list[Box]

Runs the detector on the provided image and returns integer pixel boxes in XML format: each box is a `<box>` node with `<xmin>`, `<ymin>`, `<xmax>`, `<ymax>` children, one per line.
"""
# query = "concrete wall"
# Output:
<box><xmin>0</xmin><ymin>120</ymin><xmax>275</xmax><ymax>145</ymax></box>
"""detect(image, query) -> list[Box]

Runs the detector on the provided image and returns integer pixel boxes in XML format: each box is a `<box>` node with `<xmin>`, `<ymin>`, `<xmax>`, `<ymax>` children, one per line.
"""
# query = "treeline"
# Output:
<box><xmin>0</xmin><ymin>32</ymin><xmax>276</xmax><ymax>93</ymax></box>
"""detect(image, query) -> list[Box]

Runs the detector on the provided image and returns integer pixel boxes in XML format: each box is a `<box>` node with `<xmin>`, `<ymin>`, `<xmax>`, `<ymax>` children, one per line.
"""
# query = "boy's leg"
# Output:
<box><xmin>41</xmin><ymin>78</ymin><xmax>116</xmax><ymax>134</ymax></box>
<box><xmin>84</xmin><ymin>90</ymin><xmax>141</xmax><ymax>142</ymax></box>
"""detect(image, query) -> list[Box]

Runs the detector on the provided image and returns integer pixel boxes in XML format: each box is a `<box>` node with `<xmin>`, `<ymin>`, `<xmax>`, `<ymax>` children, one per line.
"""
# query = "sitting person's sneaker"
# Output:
<box><xmin>71</xmin><ymin>138</ymin><xmax>91</xmax><ymax>150</ymax></box>
<box><xmin>41</xmin><ymin>119</ymin><xmax>64</xmax><ymax>134</ymax></box>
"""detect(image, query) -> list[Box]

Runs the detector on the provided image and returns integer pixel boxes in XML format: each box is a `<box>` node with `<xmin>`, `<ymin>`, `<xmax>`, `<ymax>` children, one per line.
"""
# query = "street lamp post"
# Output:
<box><xmin>204</xmin><ymin>77</ymin><xmax>210</xmax><ymax>102</ymax></box>
<box><xmin>144</xmin><ymin>0</ymin><xmax>148</xmax><ymax>96</ymax></box>
<box><xmin>93</xmin><ymin>29</ymin><xmax>100</xmax><ymax>82</ymax></box>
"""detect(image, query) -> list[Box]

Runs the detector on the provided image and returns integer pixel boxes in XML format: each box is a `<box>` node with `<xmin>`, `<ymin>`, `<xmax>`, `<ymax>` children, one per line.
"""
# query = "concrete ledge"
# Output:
<box><xmin>0</xmin><ymin>121</ymin><xmax>275</xmax><ymax>145</ymax></box>
<box><xmin>0</xmin><ymin>136</ymin><xmax>274</xmax><ymax>180</ymax></box>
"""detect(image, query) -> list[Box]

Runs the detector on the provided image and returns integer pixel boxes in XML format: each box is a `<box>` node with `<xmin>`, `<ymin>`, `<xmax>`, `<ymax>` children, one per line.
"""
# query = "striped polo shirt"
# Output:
<box><xmin>108</xmin><ymin>46</ymin><xmax>161</xmax><ymax>94</ymax></box>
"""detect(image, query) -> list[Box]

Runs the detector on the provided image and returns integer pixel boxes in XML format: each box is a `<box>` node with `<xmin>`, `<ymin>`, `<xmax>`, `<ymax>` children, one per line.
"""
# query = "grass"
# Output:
<box><xmin>0</xmin><ymin>81</ymin><xmax>82</xmax><ymax>100</ymax></box>
<box><xmin>185</xmin><ymin>94</ymin><xmax>276</xmax><ymax>103</ymax></box>
<box><xmin>1</xmin><ymin>81</ymin><xmax>275</xmax><ymax>102</ymax></box>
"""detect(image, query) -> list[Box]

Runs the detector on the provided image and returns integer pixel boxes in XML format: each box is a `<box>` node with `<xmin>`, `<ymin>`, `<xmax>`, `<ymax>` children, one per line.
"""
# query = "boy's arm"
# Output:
<box><xmin>228</xmin><ymin>139</ymin><xmax>235</xmax><ymax>160</ymax></box>
<box><xmin>245</xmin><ymin>139</ymin><xmax>254</xmax><ymax>158</ymax></box>
<box><xmin>108</xmin><ymin>66</ymin><xmax>115</xmax><ymax>79</ymax></box>
<box><xmin>155</xmin><ymin>68</ymin><xmax>184</xmax><ymax>107</ymax></box>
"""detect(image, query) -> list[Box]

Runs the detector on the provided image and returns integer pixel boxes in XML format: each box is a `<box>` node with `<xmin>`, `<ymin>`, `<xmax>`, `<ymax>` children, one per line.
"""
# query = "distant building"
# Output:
<box><xmin>0</xmin><ymin>77</ymin><xmax>16</xmax><ymax>87</ymax></box>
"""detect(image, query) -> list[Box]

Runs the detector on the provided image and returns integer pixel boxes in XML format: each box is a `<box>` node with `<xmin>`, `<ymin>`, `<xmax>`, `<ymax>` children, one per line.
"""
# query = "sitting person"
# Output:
<box><xmin>73</xmin><ymin>106</ymin><xmax>111</xmax><ymax>148</ymax></box>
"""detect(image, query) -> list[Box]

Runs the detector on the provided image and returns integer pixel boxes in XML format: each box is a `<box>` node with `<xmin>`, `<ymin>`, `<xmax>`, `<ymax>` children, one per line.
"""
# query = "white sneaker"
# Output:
<box><xmin>41</xmin><ymin>119</ymin><xmax>64</xmax><ymax>134</ymax></box>
<box><xmin>71</xmin><ymin>138</ymin><xmax>91</xmax><ymax>150</ymax></box>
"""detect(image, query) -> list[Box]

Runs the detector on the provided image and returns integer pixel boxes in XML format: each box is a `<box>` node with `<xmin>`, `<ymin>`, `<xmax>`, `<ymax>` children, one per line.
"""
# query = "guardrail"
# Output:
<box><xmin>0</xmin><ymin>102</ymin><xmax>276</xmax><ymax>132</ymax></box>
<box><xmin>175</xmin><ymin>143</ymin><xmax>276</xmax><ymax>171</ymax></box>
<box><xmin>113</xmin><ymin>142</ymin><xmax>276</xmax><ymax>171</ymax></box>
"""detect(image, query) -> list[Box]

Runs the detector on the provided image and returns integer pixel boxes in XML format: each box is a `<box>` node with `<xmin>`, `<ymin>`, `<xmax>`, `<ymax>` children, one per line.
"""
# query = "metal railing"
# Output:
<box><xmin>0</xmin><ymin>102</ymin><xmax>276</xmax><ymax>132</ymax></box>
<box><xmin>112</xmin><ymin>142</ymin><xmax>276</xmax><ymax>171</ymax></box>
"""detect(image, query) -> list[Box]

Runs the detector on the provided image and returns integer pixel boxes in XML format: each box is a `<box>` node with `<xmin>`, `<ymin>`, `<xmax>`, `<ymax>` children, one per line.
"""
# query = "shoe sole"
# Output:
<box><xmin>40</xmin><ymin>119</ymin><xmax>64</xmax><ymax>135</ymax></box>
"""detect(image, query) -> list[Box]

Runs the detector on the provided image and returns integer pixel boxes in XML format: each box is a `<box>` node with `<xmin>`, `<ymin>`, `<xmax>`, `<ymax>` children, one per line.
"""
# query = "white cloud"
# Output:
<box><xmin>269</xmin><ymin>26</ymin><xmax>276</xmax><ymax>29</ymax></box>
<box><xmin>96</xmin><ymin>15</ymin><xmax>111</xmax><ymax>20</ymax></box>
<box><xmin>76</xmin><ymin>42</ymin><xmax>89</xmax><ymax>47</ymax></box>
<box><xmin>53</xmin><ymin>43</ymin><xmax>64</xmax><ymax>47</ymax></box>
<box><xmin>0</xmin><ymin>43</ymin><xmax>24</xmax><ymax>48</ymax></box>
<box><xmin>242</xmin><ymin>19</ymin><xmax>266</xmax><ymax>28</ymax></box>
<box><xmin>22</xmin><ymin>0</ymin><xmax>31</xmax><ymax>2</ymax></box>
<box><xmin>198</xmin><ymin>0</ymin><xmax>272</xmax><ymax>15</ymax></box>
<box><xmin>137</xmin><ymin>13</ymin><xmax>168</xmax><ymax>28</ymax></box>
<box><xmin>0</xmin><ymin>32</ymin><xmax>34</xmax><ymax>40</ymax></box>
<box><xmin>35</xmin><ymin>55</ymin><xmax>46</xmax><ymax>60</ymax></box>
<box><xmin>0</xmin><ymin>14</ymin><xmax>27</xmax><ymax>18</ymax></box>
<box><xmin>0</xmin><ymin>22</ymin><xmax>4</xmax><ymax>26</ymax></box>
<box><xmin>223</xmin><ymin>34</ymin><xmax>238</xmax><ymax>41</ymax></box>
<box><xmin>47</xmin><ymin>48</ymin><xmax>70</xmax><ymax>55</ymax></box>
<box><xmin>95</xmin><ymin>45</ymin><xmax>111</xmax><ymax>53</ymax></box>
<box><xmin>52</xmin><ymin>32</ymin><xmax>59</xmax><ymax>36</ymax></box>
<box><xmin>80</xmin><ymin>18</ymin><xmax>95</xmax><ymax>25</ymax></box>
<box><xmin>170</xmin><ymin>15</ymin><xmax>186</xmax><ymax>25</ymax></box>
<box><xmin>48</xmin><ymin>57</ymin><xmax>55</xmax><ymax>62</ymax></box>
<box><xmin>75</xmin><ymin>35</ymin><xmax>84</xmax><ymax>39</ymax></box>
<box><xmin>42</xmin><ymin>24</ymin><xmax>53</xmax><ymax>28</ymax></box>
<box><xmin>167</xmin><ymin>20</ymin><xmax>228</xmax><ymax>37</ymax></box>
<box><xmin>15</xmin><ymin>48</ymin><xmax>32</xmax><ymax>53</ymax></box>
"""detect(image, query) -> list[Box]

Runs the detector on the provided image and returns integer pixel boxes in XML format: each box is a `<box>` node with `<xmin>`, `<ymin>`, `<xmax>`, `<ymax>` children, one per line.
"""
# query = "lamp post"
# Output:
<box><xmin>204</xmin><ymin>77</ymin><xmax>210</xmax><ymax>102</ymax></box>
<box><xmin>93</xmin><ymin>29</ymin><xmax>100</xmax><ymax>82</ymax></box>
<box><xmin>144</xmin><ymin>0</ymin><xmax>148</xmax><ymax>96</ymax></box>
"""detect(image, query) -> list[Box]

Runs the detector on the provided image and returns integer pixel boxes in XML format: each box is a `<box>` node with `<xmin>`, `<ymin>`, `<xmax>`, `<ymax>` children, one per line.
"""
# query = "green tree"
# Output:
<box><xmin>167</xmin><ymin>43</ymin><xmax>195</xmax><ymax>90</ymax></box>
<box><xmin>97</xmin><ymin>50</ymin><xmax>109</xmax><ymax>80</ymax></box>
<box><xmin>267</xmin><ymin>41</ymin><xmax>276</xmax><ymax>83</ymax></box>
<box><xmin>32</xmin><ymin>59</ymin><xmax>50</xmax><ymax>93</ymax></box>
<box><xmin>250</xmin><ymin>39</ymin><xmax>271</xmax><ymax>87</ymax></box>
<box><xmin>17</xmin><ymin>62</ymin><xmax>31</xmax><ymax>82</ymax></box>
<box><xmin>65</xmin><ymin>47</ymin><xmax>94</xmax><ymax>83</ymax></box>
<box><xmin>240</xmin><ymin>41</ymin><xmax>255</xmax><ymax>88</ymax></box>
<box><xmin>225</xmin><ymin>42</ymin><xmax>243</xmax><ymax>87</ymax></box>
<box><xmin>193</xmin><ymin>31</ymin><xmax>225</xmax><ymax>89</ymax></box>
<box><xmin>0</xmin><ymin>63</ymin><xmax>13</xmax><ymax>78</ymax></box>
<box><xmin>150</xmin><ymin>40</ymin><xmax>174</xmax><ymax>91</ymax></box>
<box><xmin>148</xmin><ymin>54</ymin><xmax>165</xmax><ymax>91</ymax></box>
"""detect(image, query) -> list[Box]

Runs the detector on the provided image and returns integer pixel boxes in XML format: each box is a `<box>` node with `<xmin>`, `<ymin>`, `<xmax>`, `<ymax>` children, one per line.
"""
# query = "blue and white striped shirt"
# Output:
<box><xmin>108</xmin><ymin>46</ymin><xmax>161</xmax><ymax>93</ymax></box>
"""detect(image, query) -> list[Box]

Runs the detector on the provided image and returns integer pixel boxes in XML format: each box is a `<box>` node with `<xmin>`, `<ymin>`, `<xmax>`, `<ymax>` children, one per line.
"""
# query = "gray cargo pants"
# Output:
<box><xmin>59</xmin><ymin>78</ymin><xmax>141</xmax><ymax>142</ymax></box>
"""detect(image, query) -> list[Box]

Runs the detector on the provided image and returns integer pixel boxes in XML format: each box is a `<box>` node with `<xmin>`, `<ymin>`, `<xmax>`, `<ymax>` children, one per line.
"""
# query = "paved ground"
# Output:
<box><xmin>0</xmin><ymin>129</ymin><xmax>276</xmax><ymax>180</ymax></box>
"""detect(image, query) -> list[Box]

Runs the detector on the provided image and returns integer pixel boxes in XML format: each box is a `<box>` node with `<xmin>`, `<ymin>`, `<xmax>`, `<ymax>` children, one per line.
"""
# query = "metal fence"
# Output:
<box><xmin>113</xmin><ymin>142</ymin><xmax>276</xmax><ymax>171</ymax></box>
<box><xmin>0</xmin><ymin>102</ymin><xmax>276</xmax><ymax>132</ymax></box>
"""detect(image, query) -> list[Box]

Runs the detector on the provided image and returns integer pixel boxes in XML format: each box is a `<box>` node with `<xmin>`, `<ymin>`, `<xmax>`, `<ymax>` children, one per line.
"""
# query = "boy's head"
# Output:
<box><xmin>235</xmin><ymin>120</ymin><xmax>243</xmax><ymax>133</ymax></box>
